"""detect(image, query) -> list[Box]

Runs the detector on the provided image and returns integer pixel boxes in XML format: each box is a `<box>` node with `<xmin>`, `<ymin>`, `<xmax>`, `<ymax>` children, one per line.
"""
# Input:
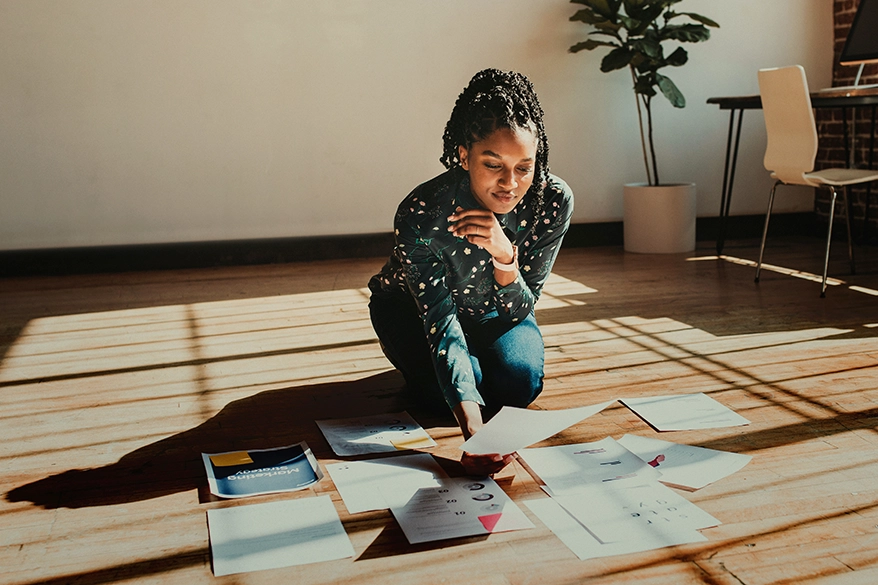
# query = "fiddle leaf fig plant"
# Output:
<box><xmin>570</xmin><ymin>0</ymin><xmax>718</xmax><ymax>186</ymax></box>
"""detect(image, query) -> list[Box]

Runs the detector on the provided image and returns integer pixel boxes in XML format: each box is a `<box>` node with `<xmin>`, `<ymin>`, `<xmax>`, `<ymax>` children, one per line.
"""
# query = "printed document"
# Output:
<box><xmin>552</xmin><ymin>481</ymin><xmax>720</xmax><ymax>545</ymax></box>
<box><xmin>519</xmin><ymin>436</ymin><xmax>661</xmax><ymax>495</ymax></box>
<box><xmin>617</xmin><ymin>434</ymin><xmax>752</xmax><ymax>490</ymax></box>
<box><xmin>316</xmin><ymin>411</ymin><xmax>436</xmax><ymax>456</ymax></box>
<box><xmin>389</xmin><ymin>476</ymin><xmax>534</xmax><ymax>544</ymax></box>
<box><xmin>524</xmin><ymin>498</ymin><xmax>706</xmax><ymax>561</ymax></box>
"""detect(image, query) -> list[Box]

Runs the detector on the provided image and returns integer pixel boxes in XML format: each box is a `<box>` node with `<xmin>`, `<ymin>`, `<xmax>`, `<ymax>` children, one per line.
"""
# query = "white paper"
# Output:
<box><xmin>326</xmin><ymin>453</ymin><xmax>448</xmax><ymax>514</ymax></box>
<box><xmin>617</xmin><ymin>434</ymin><xmax>752</xmax><ymax>490</ymax></box>
<box><xmin>460</xmin><ymin>401</ymin><xmax>615</xmax><ymax>455</ymax></box>
<box><xmin>519</xmin><ymin>437</ymin><xmax>661</xmax><ymax>495</ymax></box>
<box><xmin>620</xmin><ymin>393</ymin><xmax>749</xmax><ymax>431</ymax></box>
<box><xmin>524</xmin><ymin>498</ymin><xmax>706</xmax><ymax>561</ymax></box>
<box><xmin>316</xmin><ymin>411</ymin><xmax>436</xmax><ymax>456</ymax></box>
<box><xmin>552</xmin><ymin>481</ymin><xmax>720</xmax><ymax>545</ymax></box>
<box><xmin>389</xmin><ymin>476</ymin><xmax>534</xmax><ymax>544</ymax></box>
<box><xmin>207</xmin><ymin>495</ymin><xmax>354</xmax><ymax>576</ymax></box>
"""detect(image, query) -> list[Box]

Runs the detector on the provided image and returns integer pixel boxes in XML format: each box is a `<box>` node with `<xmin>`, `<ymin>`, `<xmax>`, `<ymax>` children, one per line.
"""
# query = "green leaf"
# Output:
<box><xmin>656</xmin><ymin>73</ymin><xmax>685</xmax><ymax>107</ymax></box>
<box><xmin>626</xmin><ymin>2</ymin><xmax>669</xmax><ymax>34</ymax></box>
<box><xmin>582</xmin><ymin>0</ymin><xmax>613</xmax><ymax>18</ymax></box>
<box><xmin>593</xmin><ymin>19</ymin><xmax>623</xmax><ymax>33</ymax></box>
<box><xmin>672</xmin><ymin>11</ymin><xmax>720</xmax><ymax>27</ymax></box>
<box><xmin>569</xmin><ymin>8</ymin><xmax>605</xmax><ymax>24</ymax></box>
<box><xmin>569</xmin><ymin>38</ymin><xmax>618</xmax><ymax>52</ymax></box>
<box><xmin>661</xmin><ymin>23</ymin><xmax>711</xmax><ymax>42</ymax></box>
<box><xmin>600</xmin><ymin>47</ymin><xmax>635</xmax><ymax>72</ymax></box>
<box><xmin>633</xmin><ymin>75</ymin><xmax>657</xmax><ymax>97</ymax></box>
<box><xmin>630</xmin><ymin>37</ymin><xmax>662</xmax><ymax>59</ymax></box>
<box><xmin>618</xmin><ymin>15</ymin><xmax>641</xmax><ymax>31</ymax></box>
<box><xmin>622</xmin><ymin>0</ymin><xmax>653</xmax><ymax>12</ymax></box>
<box><xmin>665</xmin><ymin>46</ymin><xmax>688</xmax><ymax>66</ymax></box>
<box><xmin>634</xmin><ymin>58</ymin><xmax>653</xmax><ymax>74</ymax></box>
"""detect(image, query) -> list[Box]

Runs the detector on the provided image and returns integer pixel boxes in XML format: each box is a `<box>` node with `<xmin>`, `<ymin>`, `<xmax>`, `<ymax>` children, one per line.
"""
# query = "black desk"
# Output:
<box><xmin>707</xmin><ymin>87</ymin><xmax>878</xmax><ymax>254</ymax></box>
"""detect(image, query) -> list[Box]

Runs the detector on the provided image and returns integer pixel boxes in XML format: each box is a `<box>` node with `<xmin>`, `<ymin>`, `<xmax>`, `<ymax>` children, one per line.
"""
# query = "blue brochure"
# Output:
<box><xmin>202</xmin><ymin>441</ymin><xmax>323</xmax><ymax>498</ymax></box>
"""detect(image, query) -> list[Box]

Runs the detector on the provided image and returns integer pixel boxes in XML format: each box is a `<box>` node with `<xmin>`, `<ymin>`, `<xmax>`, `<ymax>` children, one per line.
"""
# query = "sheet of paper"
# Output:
<box><xmin>620</xmin><ymin>393</ymin><xmax>749</xmax><ymax>431</ymax></box>
<box><xmin>524</xmin><ymin>498</ymin><xmax>706</xmax><ymax>561</ymax></box>
<box><xmin>202</xmin><ymin>441</ymin><xmax>323</xmax><ymax>499</ymax></box>
<box><xmin>617</xmin><ymin>434</ymin><xmax>752</xmax><ymax>490</ymax></box>
<box><xmin>326</xmin><ymin>453</ymin><xmax>448</xmax><ymax>514</ymax></box>
<box><xmin>459</xmin><ymin>401</ymin><xmax>615</xmax><ymax>455</ymax></box>
<box><xmin>552</xmin><ymin>481</ymin><xmax>720</xmax><ymax>545</ymax></box>
<box><xmin>316</xmin><ymin>411</ymin><xmax>436</xmax><ymax>456</ymax></box>
<box><xmin>207</xmin><ymin>495</ymin><xmax>354</xmax><ymax>576</ymax></box>
<box><xmin>519</xmin><ymin>437</ymin><xmax>661</xmax><ymax>495</ymax></box>
<box><xmin>389</xmin><ymin>476</ymin><xmax>534</xmax><ymax>544</ymax></box>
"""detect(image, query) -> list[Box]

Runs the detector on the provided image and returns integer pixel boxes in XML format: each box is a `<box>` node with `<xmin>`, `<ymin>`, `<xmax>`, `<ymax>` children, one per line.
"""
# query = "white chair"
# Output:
<box><xmin>756</xmin><ymin>65</ymin><xmax>878</xmax><ymax>296</ymax></box>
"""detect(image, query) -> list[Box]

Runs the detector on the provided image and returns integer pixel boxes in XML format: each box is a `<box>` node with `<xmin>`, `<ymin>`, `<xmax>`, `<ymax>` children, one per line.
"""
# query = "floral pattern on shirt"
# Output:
<box><xmin>368</xmin><ymin>167</ymin><xmax>574</xmax><ymax>408</ymax></box>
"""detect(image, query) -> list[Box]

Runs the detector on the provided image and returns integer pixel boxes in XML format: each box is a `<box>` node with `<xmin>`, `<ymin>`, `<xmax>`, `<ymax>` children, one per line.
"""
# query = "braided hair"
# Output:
<box><xmin>440</xmin><ymin>68</ymin><xmax>550</xmax><ymax>213</ymax></box>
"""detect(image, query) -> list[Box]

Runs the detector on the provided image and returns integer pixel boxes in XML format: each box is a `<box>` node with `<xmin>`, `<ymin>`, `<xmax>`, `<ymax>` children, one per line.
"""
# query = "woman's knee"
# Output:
<box><xmin>504</xmin><ymin>358</ymin><xmax>544</xmax><ymax>407</ymax></box>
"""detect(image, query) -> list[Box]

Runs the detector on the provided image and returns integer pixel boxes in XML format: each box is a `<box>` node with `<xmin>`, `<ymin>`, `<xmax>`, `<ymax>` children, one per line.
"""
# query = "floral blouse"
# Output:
<box><xmin>368</xmin><ymin>166</ymin><xmax>574</xmax><ymax>409</ymax></box>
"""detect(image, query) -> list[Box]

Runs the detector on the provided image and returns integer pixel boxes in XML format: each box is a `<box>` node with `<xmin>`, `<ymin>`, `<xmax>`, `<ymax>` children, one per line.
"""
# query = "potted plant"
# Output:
<box><xmin>569</xmin><ymin>0</ymin><xmax>718</xmax><ymax>253</ymax></box>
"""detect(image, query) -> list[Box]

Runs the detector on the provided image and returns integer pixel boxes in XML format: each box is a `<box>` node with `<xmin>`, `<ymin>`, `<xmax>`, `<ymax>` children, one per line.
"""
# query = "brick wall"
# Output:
<box><xmin>814</xmin><ymin>0</ymin><xmax>878</xmax><ymax>243</ymax></box>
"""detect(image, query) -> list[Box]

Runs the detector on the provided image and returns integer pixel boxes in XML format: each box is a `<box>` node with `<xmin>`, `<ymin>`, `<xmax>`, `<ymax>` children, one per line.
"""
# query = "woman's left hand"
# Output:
<box><xmin>448</xmin><ymin>207</ymin><xmax>515</xmax><ymax>265</ymax></box>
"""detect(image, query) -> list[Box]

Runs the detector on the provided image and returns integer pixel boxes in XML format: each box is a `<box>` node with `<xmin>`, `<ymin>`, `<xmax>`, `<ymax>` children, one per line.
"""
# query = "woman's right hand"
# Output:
<box><xmin>461</xmin><ymin>451</ymin><xmax>517</xmax><ymax>476</ymax></box>
<box><xmin>453</xmin><ymin>400</ymin><xmax>516</xmax><ymax>476</ymax></box>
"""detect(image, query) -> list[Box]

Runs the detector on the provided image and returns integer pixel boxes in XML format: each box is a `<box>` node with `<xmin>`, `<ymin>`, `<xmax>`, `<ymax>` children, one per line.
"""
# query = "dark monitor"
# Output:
<box><xmin>840</xmin><ymin>0</ymin><xmax>878</xmax><ymax>65</ymax></box>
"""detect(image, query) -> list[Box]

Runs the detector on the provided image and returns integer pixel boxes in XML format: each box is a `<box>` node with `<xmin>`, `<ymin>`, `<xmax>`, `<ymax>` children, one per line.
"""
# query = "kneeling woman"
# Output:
<box><xmin>368</xmin><ymin>69</ymin><xmax>573</xmax><ymax>475</ymax></box>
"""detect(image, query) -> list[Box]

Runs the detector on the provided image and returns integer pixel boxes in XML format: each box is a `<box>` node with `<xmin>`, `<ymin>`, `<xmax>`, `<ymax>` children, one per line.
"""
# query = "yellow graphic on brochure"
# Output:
<box><xmin>209</xmin><ymin>451</ymin><xmax>254</xmax><ymax>467</ymax></box>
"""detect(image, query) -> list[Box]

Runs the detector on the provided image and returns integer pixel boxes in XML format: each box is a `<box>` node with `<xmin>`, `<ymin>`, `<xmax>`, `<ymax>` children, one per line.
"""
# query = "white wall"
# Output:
<box><xmin>0</xmin><ymin>0</ymin><xmax>832</xmax><ymax>250</ymax></box>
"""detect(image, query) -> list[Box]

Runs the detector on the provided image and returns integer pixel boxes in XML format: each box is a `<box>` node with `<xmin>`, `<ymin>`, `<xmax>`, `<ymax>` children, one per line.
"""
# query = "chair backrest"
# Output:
<box><xmin>757</xmin><ymin>65</ymin><xmax>819</xmax><ymax>186</ymax></box>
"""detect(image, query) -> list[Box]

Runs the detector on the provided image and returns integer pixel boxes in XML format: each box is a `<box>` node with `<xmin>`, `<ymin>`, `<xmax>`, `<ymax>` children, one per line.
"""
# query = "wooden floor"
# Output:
<box><xmin>4</xmin><ymin>236</ymin><xmax>878</xmax><ymax>585</ymax></box>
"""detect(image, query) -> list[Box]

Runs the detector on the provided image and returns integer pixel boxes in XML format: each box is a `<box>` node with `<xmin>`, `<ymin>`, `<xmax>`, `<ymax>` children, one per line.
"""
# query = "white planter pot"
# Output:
<box><xmin>623</xmin><ymin>183</ymin><xmax>696</xmax><ymax>254</ymax></box>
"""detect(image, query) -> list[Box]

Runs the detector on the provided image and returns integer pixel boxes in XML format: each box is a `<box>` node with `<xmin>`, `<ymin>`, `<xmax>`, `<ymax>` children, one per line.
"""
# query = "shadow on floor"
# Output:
<box><xmin>6</xmin><ymin>371</ymin><xmax>459</xmax><ymax>509</ymax></box>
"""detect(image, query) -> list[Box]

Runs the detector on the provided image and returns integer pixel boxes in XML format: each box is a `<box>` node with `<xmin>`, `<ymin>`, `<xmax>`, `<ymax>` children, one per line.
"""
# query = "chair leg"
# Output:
<box><xmin>842</xmin><ymin>185</ymin><xmax>856</xmax><ymax>275</ymax></box>
<box><xmin>755</xmin><ymin>181</ymin><xmax>780</xmax><ymax>283</ymax></box>
<box><xmin>821</xmin><ymin>186</ymin><xmax>838</xmax><ymax>297</ymax></box>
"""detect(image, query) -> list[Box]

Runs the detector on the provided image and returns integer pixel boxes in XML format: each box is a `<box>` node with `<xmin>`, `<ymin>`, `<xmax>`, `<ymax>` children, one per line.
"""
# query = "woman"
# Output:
<box><xmin>368</xmin><ymin>68</ymin><xmax>573</xmax><ymax>475</ymax></box>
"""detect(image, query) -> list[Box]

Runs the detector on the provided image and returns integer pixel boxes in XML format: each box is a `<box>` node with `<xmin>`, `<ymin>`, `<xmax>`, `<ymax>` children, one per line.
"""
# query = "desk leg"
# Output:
<box><xmin>717</xmin><ymin>109</ymin><xmax>745</xmax><ymax>255</ymax></box>
<box><xmin>864</xmin><ymin>105</ymin><xmax>876</xmax><ymax>242</ymax></box>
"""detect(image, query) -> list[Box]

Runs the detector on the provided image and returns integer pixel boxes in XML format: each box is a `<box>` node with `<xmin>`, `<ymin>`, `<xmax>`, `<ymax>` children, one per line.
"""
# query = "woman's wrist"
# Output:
<box><xmin>453</xmin><ymin>400</ymin><xmax>484</xmax><ymax>439</ymax></box>
<box><xmin>492</xmin><ymin>245</ymin><xmax>518</xmax><ymax>272</ymax></box>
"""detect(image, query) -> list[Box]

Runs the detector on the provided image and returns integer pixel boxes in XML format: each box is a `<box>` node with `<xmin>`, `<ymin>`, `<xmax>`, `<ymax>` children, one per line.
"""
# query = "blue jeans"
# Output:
<box><xmin>369</xmin><ymin>292</ymin><xmax>544</xmax><ymax>415</ymax></box>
